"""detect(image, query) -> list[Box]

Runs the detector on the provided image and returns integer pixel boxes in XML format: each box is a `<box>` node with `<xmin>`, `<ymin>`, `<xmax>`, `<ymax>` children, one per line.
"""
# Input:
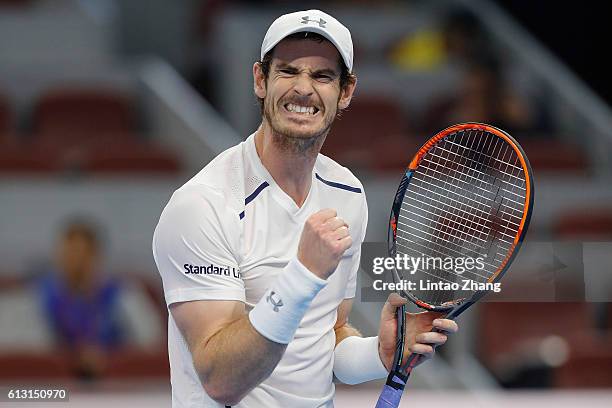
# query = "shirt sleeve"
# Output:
<box><xmin>152</xmin><ymin>186</ymin><xmax>245</xmax><ymax>306</ymax></box>
<box><xmin>344</xmin><ymin>190</ymin><xmax>368</xmax><ymax>299</ymax></box>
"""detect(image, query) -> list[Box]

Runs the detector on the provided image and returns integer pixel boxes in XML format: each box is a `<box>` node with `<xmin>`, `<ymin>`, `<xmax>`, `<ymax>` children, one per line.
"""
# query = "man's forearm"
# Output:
<box><xmin>193</xmin><ymin>258</ymin><xmax>327</xmax><ymax>405</ymax></box>
<box><xmin>333</xmin><ymin>322</ymin><xmax>389</xmax><ymax>384</ymax></box>
<box><xmin>194</xmin><ymin>315</ymin><xmax>286</xmax><ymax>405</ymax></box>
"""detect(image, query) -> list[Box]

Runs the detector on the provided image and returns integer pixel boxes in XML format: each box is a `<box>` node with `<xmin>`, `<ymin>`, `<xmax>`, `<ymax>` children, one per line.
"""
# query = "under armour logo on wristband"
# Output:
<box><xmin>301</xmin><ymin>16</ymin><xmax>326</xmax><ymax>28</ymax></box>
<box><xmin>266</xmin><ymin>291</ymin><xmax>284</xmax><ymax>312</ymax></box>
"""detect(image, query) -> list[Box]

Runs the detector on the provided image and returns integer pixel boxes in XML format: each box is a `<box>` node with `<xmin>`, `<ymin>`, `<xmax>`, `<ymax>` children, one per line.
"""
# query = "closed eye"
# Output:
<box><xmin>314</xmin><ymin>74</ymin><xmax>333</xmax><ymax>82</ymax></box>
<box><xmin>278</xmin><ymin>68</ymin><xmax>297</xmax><ymax>75</ymax></box>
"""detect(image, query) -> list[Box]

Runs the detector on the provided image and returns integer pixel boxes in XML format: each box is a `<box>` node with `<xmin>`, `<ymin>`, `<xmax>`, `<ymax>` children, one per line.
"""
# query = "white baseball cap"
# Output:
<box><xmin>261</xmin><ymin>9</ymin><xmax>354</xmax><ymax>72</ymax></box>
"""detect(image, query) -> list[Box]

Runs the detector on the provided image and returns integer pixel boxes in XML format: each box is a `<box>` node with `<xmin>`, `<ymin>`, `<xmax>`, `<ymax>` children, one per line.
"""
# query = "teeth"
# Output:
<box><xmin>286</xmin><ymin>103</ymin><xmax>317</xmax><ymax>115</ymax></box>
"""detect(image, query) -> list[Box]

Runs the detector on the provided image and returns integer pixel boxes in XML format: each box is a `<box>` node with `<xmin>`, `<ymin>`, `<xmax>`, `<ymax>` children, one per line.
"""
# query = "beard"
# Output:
<box><xmin>263</xmin><ymin>95</ymin><xmax>337</xmax><ymax>155</ymax></box>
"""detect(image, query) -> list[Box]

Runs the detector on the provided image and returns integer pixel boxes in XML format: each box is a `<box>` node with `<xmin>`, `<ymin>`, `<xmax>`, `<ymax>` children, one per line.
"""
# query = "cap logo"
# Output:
<box><xmin>301</xmin><ymin>15</ymin><xmax>326</xmax><ymax>28</ymax></box>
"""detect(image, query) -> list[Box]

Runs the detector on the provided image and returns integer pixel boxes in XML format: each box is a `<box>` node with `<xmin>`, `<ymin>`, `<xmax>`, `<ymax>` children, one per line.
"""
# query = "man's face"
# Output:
<box><xmin>254</xmin><ymin>38</ymin><xmax>355</xmax><ymax>148</ymax></box>
<box><xmin>58</xmin><ymin>232</ymin><xmax>98</xmax><ymax>284</ymax></box>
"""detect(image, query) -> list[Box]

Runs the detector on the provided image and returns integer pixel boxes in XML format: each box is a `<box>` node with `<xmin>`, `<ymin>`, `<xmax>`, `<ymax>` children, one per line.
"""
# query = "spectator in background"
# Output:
<box><xmin>422</xmin><ymin>54</ymin><xmax>535</xmax><ymax>136</ymax></box>
<box><xmin>387</xmin><ymin>8</ymin><xmax>490</xmax><ymax>72</ymax></box>
<box><xmin>0</xmin><ymin>217</ymin><xmax>164</xmax><ymax>380</ymax></box>
<box><xmin>441</xmin><ymin>8</ymin><xmax>492</xmax><ymax>65</ymax></box>
<box><xmin>36</xmin><ymin>219</ymin><xmax>125</xmax><ymax>378</ymax></box>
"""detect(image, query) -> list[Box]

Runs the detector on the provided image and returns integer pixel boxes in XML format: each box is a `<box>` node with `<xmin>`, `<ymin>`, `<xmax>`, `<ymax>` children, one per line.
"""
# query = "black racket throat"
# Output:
<box><xmin>384</xmin><ymin>370</ymin><xmax>408</xmax><ymax>391</ymax></box>
<box><xmin>390</xmin><ymin>304</ymin><xmax>407</xmax><ymax>372</ymax></box>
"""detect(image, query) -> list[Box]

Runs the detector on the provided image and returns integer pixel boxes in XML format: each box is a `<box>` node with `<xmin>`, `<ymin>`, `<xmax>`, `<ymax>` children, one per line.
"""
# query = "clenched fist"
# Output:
<box><xmin>297</xmin><ymin>209</ymin><xmax>352</xmax><ymax>280</ymax></box>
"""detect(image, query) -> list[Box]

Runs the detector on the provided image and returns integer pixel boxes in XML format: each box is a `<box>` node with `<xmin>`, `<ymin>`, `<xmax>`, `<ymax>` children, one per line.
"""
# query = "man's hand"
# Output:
<box><xmin>378</xmin><ymin>293</ymin><xmax>459</xmax><ymax>371</ymax></box>
<box><xmin>298</xmin><ymin>209</ymin><xmax>352</xmax><ymax>280</ymax></box>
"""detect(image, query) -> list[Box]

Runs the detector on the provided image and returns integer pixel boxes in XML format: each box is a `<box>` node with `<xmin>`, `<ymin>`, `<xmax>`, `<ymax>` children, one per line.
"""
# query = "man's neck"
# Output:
<box><xmin>254</xmin><ymin>123</ymin><xmax>322</xmax><ymax>207</ymax></box>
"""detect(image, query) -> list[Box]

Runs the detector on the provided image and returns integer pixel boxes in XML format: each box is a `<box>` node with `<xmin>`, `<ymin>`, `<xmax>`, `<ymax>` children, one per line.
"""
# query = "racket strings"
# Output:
<box><xmin>396</xmin><ymin>129</ymin><xmax>527</xmax><ymax>306</ymax></box>
<box><xmin>429</xmin><ymin>130</ymin><xmax>521</xmax><ymax>256</ymax></box>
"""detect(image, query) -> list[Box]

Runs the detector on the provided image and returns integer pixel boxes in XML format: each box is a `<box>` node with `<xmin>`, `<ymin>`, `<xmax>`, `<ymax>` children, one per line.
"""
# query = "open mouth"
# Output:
<box><xmin>283</xmin><ymin>103</ymin><xmax>320</xmax><ymax>116</ymax></box>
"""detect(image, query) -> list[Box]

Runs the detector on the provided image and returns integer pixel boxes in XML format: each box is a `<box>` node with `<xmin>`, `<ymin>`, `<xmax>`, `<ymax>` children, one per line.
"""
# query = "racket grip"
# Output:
<box><xmin>374</xmin><ymin>371</ymin><xmax>407</xmax><ymax>408</ymax></box>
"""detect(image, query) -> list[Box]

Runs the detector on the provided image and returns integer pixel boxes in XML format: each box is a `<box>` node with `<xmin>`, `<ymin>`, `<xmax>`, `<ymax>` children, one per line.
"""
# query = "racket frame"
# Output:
<box><xmin>388</xmin><ymin>122</ymin><xmax>534</xmax><ymax>314</ymax></box>
<box><xmin>376</xmin><ymin>122</ymin><xmax>534</xmax><ymax>408</ymax></box>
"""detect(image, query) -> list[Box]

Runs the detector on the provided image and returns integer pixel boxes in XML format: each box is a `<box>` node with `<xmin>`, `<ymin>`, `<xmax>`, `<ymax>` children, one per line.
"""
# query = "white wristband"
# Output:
<box><xmin>249</xmin><ymin>257</ymin><xmax>327</xmax><ymax>344</ymax></box>
<box><xmin>333</xmin><ymin>336</ymin><xmax>389</xmax><ymax>385</ymax></box>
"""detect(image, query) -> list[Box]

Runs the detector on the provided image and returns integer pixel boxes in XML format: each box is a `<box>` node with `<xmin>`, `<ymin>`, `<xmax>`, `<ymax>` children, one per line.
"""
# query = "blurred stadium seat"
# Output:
<box><xmin>104</xmin><ymin>349</ymin><xmax>169</xmax><ymax>379</ymax></box>
<box><xmin>552</xmin><ymin>208</ymin><xmax>612</xmax><ymax>239</ymax></box>
<box><xmin>0</xmin><ymin>140</ymin><xmax>180</xmax><ymax>176</ymax></box>
<box><xmin>521</xmin><ymin>140</ymin><xmax>589</xmax><ymax>174</ymax></box>
<box><xmin>0</xmin><ymin>143</ymin><xmax>63</xmax><ymax>173</ymax></box>
<box><xmin>553</xmin><ymin>332</ymin><xmax>612</xmax><ymax>388</ymax></box>
<box><xmin>322</xmin><ymin>95</ymin><xmax>416</xmax><ymax>171</ymax></box>
<box><xmin>0</xmin><ymin>93</ymin><xmax>12</xmax><ymax>136</ymax></box>
<box><xmin>83</xmin><ymin>142</ymin><xmax>181</xmax><ymax>175</ymax></box>
<box><xmin>479</xmin><ymin>300</ymin><xmax>612</xmax><ymax>388</ymax></box>
<box><xmin>32</xmin><ymin>87</ymin><xmax>136</xmax><ymax>137</ymax></box>
<box><xmin>479</xmin><ymin>302</ymin><xmax>593</xmax><ymax>361</ymax></box>
<box><xmin>478</xmin><ymin>302</ymin><xmax>596</xmax><ymax>387</ymax></box>
<box><xmin>0</xmin><ymin>353</ymin><xmax>73</xmax><ymax>380</ymax></box>
<box><xmin>0</xmin><ymin>87</ymin><xmax>181</xmax><ymax>175</ymax></box>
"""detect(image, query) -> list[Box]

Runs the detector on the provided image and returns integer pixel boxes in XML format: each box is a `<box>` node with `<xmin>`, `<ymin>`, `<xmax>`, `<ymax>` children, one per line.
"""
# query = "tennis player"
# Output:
<box><xmin>153</xmin><ymin>9</ymin><xmax>458</xmax><ymax>408</ymax></box>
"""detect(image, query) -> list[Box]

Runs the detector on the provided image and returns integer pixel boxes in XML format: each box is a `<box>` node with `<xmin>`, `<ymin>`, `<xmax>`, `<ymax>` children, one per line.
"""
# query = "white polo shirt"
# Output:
<box><xmin>152</xmin><ymin>133</ymin><xmax>368</xmax><ymax>408</ymax></box>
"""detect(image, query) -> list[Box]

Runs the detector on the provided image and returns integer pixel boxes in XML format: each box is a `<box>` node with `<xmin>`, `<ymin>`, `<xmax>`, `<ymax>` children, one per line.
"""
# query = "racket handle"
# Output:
<box><xmin>374</xmin><ymin>371</ymin><xmax>407</xmax><ymax>408</ymax></box>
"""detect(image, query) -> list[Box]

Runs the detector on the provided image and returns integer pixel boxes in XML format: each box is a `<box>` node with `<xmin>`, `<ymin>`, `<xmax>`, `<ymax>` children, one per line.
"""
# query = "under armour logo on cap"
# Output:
<box><xmin>301</xmin><ymin>15</ymin><xmax>327</xmax><ymax>28</ymax></box>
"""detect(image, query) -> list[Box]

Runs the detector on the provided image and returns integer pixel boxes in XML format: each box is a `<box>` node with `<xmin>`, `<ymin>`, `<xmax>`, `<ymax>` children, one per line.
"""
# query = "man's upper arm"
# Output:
<box><xmin>152</xmin><ymin>187</ymin><xmax>245</xmax><ymax>306</ymax></box>
<box><xmin>170</xmin><ymin>300</ymin><xmax>245</xmax><ymax>354</ymax></box>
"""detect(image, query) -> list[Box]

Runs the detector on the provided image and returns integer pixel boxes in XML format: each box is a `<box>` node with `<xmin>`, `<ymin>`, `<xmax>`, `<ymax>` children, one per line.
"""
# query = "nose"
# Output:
<box><xmin>292</xmin><ymin>72</ymin><xmax>314</xmax><ymax>96</ymax></box>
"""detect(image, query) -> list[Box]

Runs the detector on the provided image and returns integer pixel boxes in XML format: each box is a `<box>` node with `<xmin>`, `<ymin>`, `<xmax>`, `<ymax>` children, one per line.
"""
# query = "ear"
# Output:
<box><xmin>253</xmin><ymin>62</ymin><xmax>267</xmax><ymax>99</ymax></box>
<box><xmin>337</xmin><ymin>76</ymin><xmax>357</xmax><ymax>110</ymax></box>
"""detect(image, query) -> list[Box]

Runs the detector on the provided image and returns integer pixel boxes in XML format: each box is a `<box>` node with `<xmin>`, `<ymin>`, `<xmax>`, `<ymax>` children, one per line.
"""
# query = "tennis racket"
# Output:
<box><xmin>374</xmin><ymin>123</ymin><xmax>534</xmax><ymax>408</ymax></box>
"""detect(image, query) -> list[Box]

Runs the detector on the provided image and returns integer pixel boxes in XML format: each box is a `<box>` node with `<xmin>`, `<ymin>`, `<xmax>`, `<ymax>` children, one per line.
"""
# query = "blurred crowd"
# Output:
<box><xmin>0</xmin><ymin>218</ymin><xmax>165</xmax><ymax>381</ymax></box>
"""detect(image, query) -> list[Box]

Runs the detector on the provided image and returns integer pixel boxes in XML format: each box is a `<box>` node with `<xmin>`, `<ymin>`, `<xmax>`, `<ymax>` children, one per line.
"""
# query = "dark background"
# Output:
<box><xmin>494</xmin><ymin>1</ymin><xmax>611</xmax><ymax>105</ymax></box>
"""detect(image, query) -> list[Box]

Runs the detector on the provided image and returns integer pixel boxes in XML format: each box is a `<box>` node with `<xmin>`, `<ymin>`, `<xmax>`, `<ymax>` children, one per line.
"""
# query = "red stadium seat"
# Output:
<box><xmin>0</xmin><ymin>93</ymin><xmax>12</xmax><ymax>135</ymax></box>
<box><xmin>25</xmin><ymin>88</ymin><xmax>181</xmax><ymax>175</ymax></box>
<box><xmin>321</xmin><ymin>95</ymin><xmax>414</xmax><ymax>171</ymax></box>
<box><xmin>32</xmin><ymin>88</ymin><xmax>136</xmax><ymax>138</ymax></box>
<box><xmin>521</xmin><ymin>140</ymin><xmax>589</xmax><ymax>173</ymax></box>
<box><xmin>35</xmin><ymin>131</ymin><xmax>141</xmax><ymax>150</ymax></box>
<box><xmin>476</xmin><ymin>302</ymin><xmax>612</xmax><ymax>388</ymax></box>
<box><xmin>0</xmin><ymin>143</ymin><xmax>62</xmax><ymax>174</ymax></box>
<box><xmin>369</xmin><ymin>134</ymin><xmax>421</xmax><ymax>172</ymax></box>
<box><xmin>552</xmin><ymin>208</ymin><xmax>612</xmax><ymax>240</ymax></box>
<box><xmin>478</xmin><ymin>302</ymin><xmax>593</xmax><ymax>366</ymax></box>
<box><xmin>0</xmin><ymin>138</ymin><xmax>180</xmax><ymax>175</ymax></box>
<box><xmin>0</xmin><ymin>353</ymin><xmax>72</xmax><ymax>380</ymax></box>
<box><xmin>103</xmin><ymin>348</ymin><xmax>170</xmax><ymax>379</ymax></box>
<box><xmin>553</xmin><ymin>332</ymin><xmax>612</xmax><ymax>387</ymax></box>
<box><xmin>82</xmin><ymin>142</ymin><xmax>181</xmax><ymax>175</ymax></box>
